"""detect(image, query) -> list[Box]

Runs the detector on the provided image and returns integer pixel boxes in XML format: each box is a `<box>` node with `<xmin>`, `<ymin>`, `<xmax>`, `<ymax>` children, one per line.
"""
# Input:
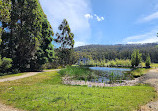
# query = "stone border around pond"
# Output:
<box><xmin>62</xmin><ymin>76</ymin><xmax>140</xmax><ymax>87</ymax></box>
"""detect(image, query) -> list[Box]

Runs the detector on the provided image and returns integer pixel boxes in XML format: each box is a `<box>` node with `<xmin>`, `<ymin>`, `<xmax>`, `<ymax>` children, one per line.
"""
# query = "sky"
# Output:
<box><xmin>39</xmin><ymin>0</ymin><xmax>158</xmax><ymax>47</ymax></box>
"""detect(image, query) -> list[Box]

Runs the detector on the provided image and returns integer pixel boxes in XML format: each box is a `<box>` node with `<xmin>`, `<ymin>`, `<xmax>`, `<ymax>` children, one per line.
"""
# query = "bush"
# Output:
<box><xmin>42</xmin><ymin>63</ymin><xmax>54</xmax><ymax>69</ymax></box>
<box><xmin>131</xmin><ymin>68</ymin><xmax>147</xmax><ymax>77</ymax></box>
<box><xmin>0</xmin><ymin>57</ymin><xmax>12</xmax><ymax>73</ymax></box>
<box><xmin>115</xmin><ymin>59</ymin><xmax>131</xmax><ymax>67</ymax></box>
<box><xmin>108</xmin><ymin>60</ymin><xmax>116</xmax><ymax>67</ymax></box>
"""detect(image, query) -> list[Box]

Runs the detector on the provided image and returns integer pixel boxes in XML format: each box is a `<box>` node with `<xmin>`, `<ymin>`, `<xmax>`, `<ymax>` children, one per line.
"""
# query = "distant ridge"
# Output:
<box><xmin>74</xmin><ymin>43</ymin><xmax>158</xmax><ymax>63</ymax></box>
<box><xmin>75</xmin><ymin>42</ymin><xmax>158</xmax><ymax>48</ymax></box>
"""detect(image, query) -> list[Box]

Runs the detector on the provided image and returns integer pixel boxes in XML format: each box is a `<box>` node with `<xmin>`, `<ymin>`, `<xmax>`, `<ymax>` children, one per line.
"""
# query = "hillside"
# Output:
<box><xmin>74</xmin><ymin>43</ymin><xmax>158</xmax><ymax>63</ymax></box>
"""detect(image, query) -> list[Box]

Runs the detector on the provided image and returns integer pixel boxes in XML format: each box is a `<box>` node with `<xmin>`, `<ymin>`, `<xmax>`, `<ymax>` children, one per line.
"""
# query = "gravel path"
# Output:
<box><xmin>139</xmin><ymin>69</ymin><xmax>158</xmax><ymax>111</ymax></box>
<box><xmin>0</xmin><ymin>69</ymin><xmax>60</xmax><ymax>82</ymax></box>
<box><xmin>0</xmin><ymin>69</ymin><xmax>60</xmax><ymax>111</ymax></box>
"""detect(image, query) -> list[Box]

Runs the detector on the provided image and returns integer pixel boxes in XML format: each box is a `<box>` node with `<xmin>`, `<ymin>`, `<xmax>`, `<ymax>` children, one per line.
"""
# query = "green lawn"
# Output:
<box><xmin>0</xmin><ymin>71</ymin><xmax>157</xmax><ymax>111</ymax></box>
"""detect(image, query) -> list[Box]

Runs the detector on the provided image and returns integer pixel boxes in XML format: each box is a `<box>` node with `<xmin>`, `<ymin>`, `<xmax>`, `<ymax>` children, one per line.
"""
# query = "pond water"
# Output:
<box><xmin>89</xmin><ymin>67</ymin><xmax>132</xmax><ymax>83</ymax></box>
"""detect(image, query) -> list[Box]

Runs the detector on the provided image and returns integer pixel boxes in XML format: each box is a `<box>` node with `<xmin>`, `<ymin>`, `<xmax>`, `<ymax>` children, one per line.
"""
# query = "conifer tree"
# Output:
<box><xmin>131</xmin><ymin>49</ymin><xmax>142</xmax><ymax>67</ymax></box>
<box><xmin>145</xmin><ymin>54</ymin><xmax>151</xmax><ymax>68</ymax></box>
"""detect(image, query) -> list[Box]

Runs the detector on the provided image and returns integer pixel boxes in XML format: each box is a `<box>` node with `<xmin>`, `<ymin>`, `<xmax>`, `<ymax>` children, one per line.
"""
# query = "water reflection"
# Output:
<box><xmin>89</xmin><ymin>67</ymin><xmax>132</xmax><ymax>83</ymax></box>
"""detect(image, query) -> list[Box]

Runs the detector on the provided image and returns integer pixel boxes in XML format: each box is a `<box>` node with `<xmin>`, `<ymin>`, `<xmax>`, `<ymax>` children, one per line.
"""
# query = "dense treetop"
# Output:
<box><xmin>0</xmin><ymin>0</ymin><xmax>54</xmax><ymax>72</ymax></box>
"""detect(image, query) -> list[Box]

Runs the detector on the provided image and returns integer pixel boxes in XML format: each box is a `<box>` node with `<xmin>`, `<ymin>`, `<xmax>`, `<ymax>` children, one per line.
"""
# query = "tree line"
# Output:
<box><xmin>74</xmin><ymin>43</ymin><xmax>158</xmax><ymax>63</ymax></box>
<box><xmin>77</xmin><ymin>49</ymin><xmax>151</xmax><ymax>68</ymax></box>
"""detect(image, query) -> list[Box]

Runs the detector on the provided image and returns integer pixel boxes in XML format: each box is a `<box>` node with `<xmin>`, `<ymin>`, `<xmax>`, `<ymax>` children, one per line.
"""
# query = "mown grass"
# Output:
<box><xmin>0</xmin><ymin>71</ymin><xmax>157</xmax><ymax>111</ymax></box>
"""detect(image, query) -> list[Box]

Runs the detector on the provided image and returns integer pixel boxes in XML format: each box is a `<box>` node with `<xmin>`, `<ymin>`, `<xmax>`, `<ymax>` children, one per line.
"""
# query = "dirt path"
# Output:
<box><xmin>139</xmin><ymin>69</ymin><xmax>158</xmax><ymax>111</ymax></box>
<box><xmin>0</xmin><ymin>103</ymin><xmax>23</xmax><ymax>111</ymax></box>
<box><xmin>0</xmin><ymin>69</ymin><xmax>60</xmax><ymax>111</ymax></box>
<box><xmin>0</xmin><ymin>69</ymin><xmax>60</xmax><ymax>82</ymax></box>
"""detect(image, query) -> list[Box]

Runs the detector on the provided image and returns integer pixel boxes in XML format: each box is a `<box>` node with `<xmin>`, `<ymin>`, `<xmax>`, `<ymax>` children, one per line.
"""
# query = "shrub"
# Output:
<box><xmin>131</xmin><ymin>68</ymin><xmax>147</xmax><ymax>77</ymax></box>
<box><xmin>0</xmin><ymin>57</ymin><xmax>12</xmax><ymax>73</ymax></box>
<box><xmin>108</xmin><ymin>60</ymin><xmax>116</xmax><ymax>67</ymax></box>
<box><xmin>115</xmin><ymin>59</ymin><xmax>131</xmax><ymax>67</ymax></box>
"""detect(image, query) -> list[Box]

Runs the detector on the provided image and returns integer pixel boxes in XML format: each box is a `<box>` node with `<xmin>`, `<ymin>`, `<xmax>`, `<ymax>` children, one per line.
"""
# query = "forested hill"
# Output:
<box><xmin>74</xmin><ymin>43</ymin><xmax>158</xmax><ymax>63</ymax></box>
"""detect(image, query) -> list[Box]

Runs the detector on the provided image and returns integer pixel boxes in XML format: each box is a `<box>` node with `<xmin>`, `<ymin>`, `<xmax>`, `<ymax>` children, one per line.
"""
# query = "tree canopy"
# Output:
<box><xmin>0</xmin><ymin>0</ymin><xmax>54</xmax><ymax>72</ymax></box>
<box><xmin>54</xmin><ymin>19</ymin><xmax>74</xmax><ymax>49</ymax></box>
<box><xmin>54</xmin><ymin>19</ymin><xmax>74</xmax><ymax>66</ymax></box>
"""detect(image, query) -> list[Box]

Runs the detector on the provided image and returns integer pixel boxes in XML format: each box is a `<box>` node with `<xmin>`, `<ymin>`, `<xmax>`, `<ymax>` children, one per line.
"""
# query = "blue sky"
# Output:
<box><xmin>39</xmin><ymin>0</ymin><xmax>158</xmax><ymax>47</ymax></box>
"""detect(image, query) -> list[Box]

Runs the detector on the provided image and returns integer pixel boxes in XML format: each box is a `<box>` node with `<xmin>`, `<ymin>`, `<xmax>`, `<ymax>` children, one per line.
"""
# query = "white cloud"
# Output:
<box><xmin>74</xmin><ymin>41</ymin><xmax>87</xmax><ymax>47</ymax></box>
<box><xmin>94</xmin><ymin>14</ymin><xmax>104</xmax><ymax>22</ymax></box>
<box><xmin>101</xmin><ymin>17</ymin><xmax>104</xmax><ymax>20</ymax></box>
<box><xmin>84</xmin><ymin>13</ymin><xmax>104</xmax><ymax>22</ymax></box>
<box><xmin>139</xmin><ymin>12</ymin><xmax>158</xmax><ymax>22</ymax></box>
<box><xmin>127</xmin><ymin>38</ymin><xmax>158</xmax><ymax>44</ymax></box>
<box><xmin>84</xmin><ymin>14</ymin><xmax>93</xmax><ymax>19</ymax></box>
<box><xmin>123</xmin><ymin>28</ymin><xmax>158</xmax><ymax>44</ymax></box>
<box><xmin>39</xmin><ymin>0</ymin><xmax>91</xmax><ymax>42</ymax></box>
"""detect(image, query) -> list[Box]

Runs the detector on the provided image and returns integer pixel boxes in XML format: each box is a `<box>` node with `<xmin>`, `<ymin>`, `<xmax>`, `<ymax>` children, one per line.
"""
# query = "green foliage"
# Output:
<box><xmin>0</xmin><ymin>0</ymin><xmax>54</xmax><ymax>71</ymax></box>
<box><xmin>75</xmin><ymin>43</ymin><xmax>158</xmax><ymax>63</ymax></box>
<box><xmin>131</xmin><ymin>49</ymin><xmax>142</xmax><ymax>67</ymax></box>
<box><xmin>1</xmin><ymin>57</ymin><xmax>12</xmax><ymax>70</ymax></box>
<box><xmin>84</xmin><ymin>59</ymin><xmax>131</xmax><ymax>67</ymax></box>
<box><xmin>131</xmin><ymin>68</ymin><xmax>148</xmax><ymax>77</ymax></box>
<box><xmin>55</xmin><ymin>48</ymin><xmax>73</xmax><ymax>66</ymax></box>
<box><xmin>59</xmin><ymin>66</ymin><xmax>96</xmax><ymax>80</ymax></box>
<box><xmin>0</xmin><ymin>57</ymin><xmax>12</xmax><ymax>73</ymax></box>
<box><xmin>107</xmin><ymin>60</ymin><xmax>116</xmax><ymax>67</ymax></box>
<box><xmin>109</xmin><ymin>72</ymin><xmax>115</xmax><ymax>83</ymax></box>
<box><xmin>0</xmin><ymin>0</ymin><xmax>11</xmax><ymax>44</ymax></box>
<box><xmin>145</xmin><ymin>54</ymin><xmax>151</xmax><ymax>67</ymax></box>
<box><xmin>55</xmin><ymin>19</ymin><xmax>74</xmax><ymax>49</ymax></box>
<box><xmin>0</xmin><ymin>0</ymin><xmax>11</xmax><ymax>22</ymax></box>
<box><xmin>151</xmin><ymin>63</ymin><xmax>158</xmax><ymax>68</ymax></box>
<box><xmin>54</xmin><ymin>19</ymin><xmax>75</xmax><ymax>66</ymax></box>
<box><xmin>0</xmin><ymin>56</ymin><xmax>2</xmax><ymax>67</ymax></box>
<box><xmin>42</xmin><ymin>62</ymin><xmax>55</xmax><ymax>69</ymax></box>
<box><xmin>0</xmin><ymin>71</ymin><xmax>157</xmax><ymax>111</ymax></box>
<box><xmin>115</xmin><ymin>59</ymin><xmax>131</xmax><ymax>67</ymax></box>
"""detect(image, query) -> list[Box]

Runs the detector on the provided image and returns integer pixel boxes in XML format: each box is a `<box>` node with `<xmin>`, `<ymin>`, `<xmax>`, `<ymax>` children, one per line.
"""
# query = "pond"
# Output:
<box><xmin>89</xmin><ymin>67</ymin><xmax>132</xmax><ymax>83</ymax></box>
